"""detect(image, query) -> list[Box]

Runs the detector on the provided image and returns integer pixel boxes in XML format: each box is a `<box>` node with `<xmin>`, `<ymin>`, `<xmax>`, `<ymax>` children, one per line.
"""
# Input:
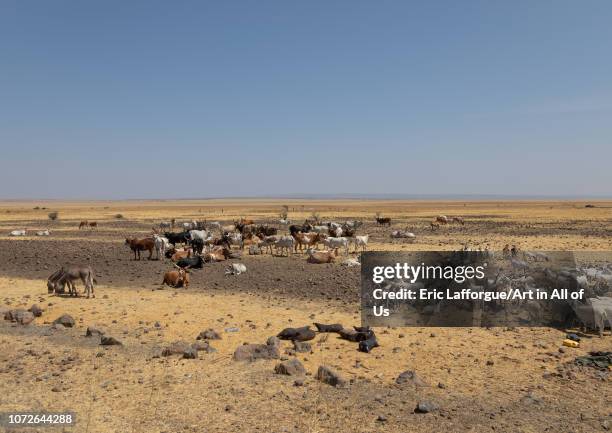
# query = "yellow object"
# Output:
<box><xmin>562</xmin><ymin>339</ymin><xmax>579</xmax><ymax>348</ymax></box>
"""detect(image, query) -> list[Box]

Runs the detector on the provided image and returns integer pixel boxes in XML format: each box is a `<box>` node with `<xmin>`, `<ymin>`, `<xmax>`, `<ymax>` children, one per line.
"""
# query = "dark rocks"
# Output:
<box><xmin>358</xmin><ymin>334</ymin><xmax>379</xmax><ymax>353</ymax></box>
<box><xmin>415</xmin><ymin>400</ymin><xmax>439</xmax><ymax>413</ymax></box>
<box><xmin>395</xmin><ymin>370</ymin><xmax>428</xmax><ymax>387</ymax></box>
<box><xmin>162</xmin><ymin>341</ymin><xmax>190</xmax><ymax>357</ymax></box>
<box><xmin>85</xmin><ymin>326</ymin><xmax>105</xmax><ymax>337</ymax></box>
<box><xmin>315</xmin><ymin>365</ymin><xmax>346</xmax><ymax>387</ymax></box>
<box><xmin>277</xmin><ymin>326</ymin><xmax>315</xmax><ymax>341</ymax></box>
<box><xmin>197</xmin><ymin>328</ymin><xmax>221</xmax><ymax>340</ymax></box>
<box><xmin>274</xmin><ymin>359</ymin><xmax>306</xmax><ymax>376</ymax></box>
<box><xmin>53</xmin><ymin>314</ymin><xmax>75</xmax><ymax>328</ymax></box>
<box><xmin>100</xmin><ymin>336</ymin><xmax>122</xmax><ymax>346</ymax></box>
<box><xmin>5</xmin><ymin>309</ymin><xmax>35</xmax><ymax>325</ymax></box>
<box><xmin>338</xmin><ymin>328</ymin><xmax>372</xmax><ymax>342</ymax></box>
<box><xmin>192</xmin><ymin>341</ymin><xmax>216</xmax><ymax>353</ymax></box>
<box><xmin>266</xmin><ymin>336</ymin><xmax>281</xmax><ymax>348</ymax></box>
<box><xmin>293</xmin><ymin>341</ymin><xmax>311</xmax><ymax>353</ymax></box>
<box><xmin>183</xmin><ymin>347</ymin><xmax>198</xmax><ymax>359</ymax></box>
<box><xmin>28</xmin><ymin>304</ymin><xmax>43</xmax><ymax>317</ymax></box>
<box><xmin>314</xmin><ymin>323</ymin><xmax>343</xmax><ymax>333</ymax></box>
<box><xmin>233</xmin><ymin>342</ymin><xmax>280</xmax><ymax>362</ymax></box>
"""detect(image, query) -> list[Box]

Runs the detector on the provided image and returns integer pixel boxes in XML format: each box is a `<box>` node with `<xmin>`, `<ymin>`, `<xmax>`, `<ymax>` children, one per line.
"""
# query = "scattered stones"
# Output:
<box><xmin>293</xmin><ymin>341</ymin><xmax>311</xmax><ymax>353</ymax></box>
<box><xmin>197</xmin><ymin>329</ymin><xmax>221</xmax><ymax>340</ymax></box>
<box><xmin>192</xmin><ymin>341</ymin><xmax>216</xmax><ymax>353</ymax></box>
<box><xmin>53</xmin><ymin>314</ymin><xmax>75</xmax><ymax>328</ymax></box>
<box><xmin>233</xmin><ymin>343</ymin><xmax>280</xmax><ymax>362</ymax></box>
<box><xmin>28</xmin><ymin>304</ymin><xmax>43</xmax><ymax>317</ymax></box>
<box><xmin>266</xmin><ymin>336</ymin><xmax>281</xmax><ymax>348</ymax></box>
<box><xmin>415</xmin><ymin>400</ymin><xmax>439</xmax><ymax>414</ymax></box>
<box><xmin>183</xmin><ymin>347</ymin><xmax>198</xmax><ymax>359</ymax></box>
<box><xmin>100</xmin><ymin>336</ymin><xmax>122</xmax><ymax>346</ymax></box>
<box><xmin>395</xmin><ymin>370</ymin><xmax>428</xmax><ymax>387</ymax></box>
<box><xmin>274</xmin><ymin>359</ymin><xmax>306</xmax><ymax>376</ymax></box>
<box><xmin>85</xmin><ymin>326</ymin><xmax>105</xmax><ymax>337</ymax></box>
<box><xmin>5</xmin><ymin>309</ymin><xmax>35</xmax><ymax>325</ymax></box>
<box><xmin>315</xmin><ymin>365</ymin><xmax>346</xmax><ymax>388</ymax></box>
<box><xmin>162</xmin><ymin>341</ymin><xmax>191</xmax><ymax>357</ymax></box>
<box><xmin>225</xmin><ymin>327</ymin><xmax>240</xmax><ymax>333</ymax></box>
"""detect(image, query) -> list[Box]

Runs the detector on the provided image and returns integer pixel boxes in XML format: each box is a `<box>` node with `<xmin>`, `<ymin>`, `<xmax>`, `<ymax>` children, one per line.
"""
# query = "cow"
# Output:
<box><xmin>278</xmin><ymin>218</ymin><xmax>290</xmax><ymax>225</ymax></box>
<box><xmin>47</xmin><ymin>265</ymin><xmax>96</xmax><ymax>298</ymax></box>
<box><xmin>307</xmin><ymin>249</ymin><xmax>336</xmax><ymax>264</ymax></box>
<box><xmin>375</xmin><ymin>217</ymin><xmax>391</xmax><ymax>226</ymax></box>
<box><xmin>321</xmin><ymin>236</ymin><xmax>349</xmax><ymax>255</ymax></box>
<box><xmin>162</xmin><ymin>266</ymin><xmax>189</xmax><ymax>288</ymax></box>
<box><xmin>328</xmin><ymin>226</ymin><xmax>343</xmax><ymax>237</ymax></box>
<box><xmin>125</xmin><ymin>237</ymin><xmax>155</xmax><ymax>260</ymax></box>
<box><xmin>78</xmin><ymin>221</ymin><xmax>88</xmax><ymax>230</ymax></box>
<box><xmin>224</xmin><ymin>232</ymin><xmax>243</xmax><ymax>249</ymax></box>
<box><xmin>289</xmin><ymin>223</ymin><xmax>312</xmax><ymax>236</ymax></box>
<box><xmin>203</xmin><ymin>246</ymin><xmax>232</xmax><ymax>262</ymax></box>
<box><xmin>238</xmin><ymin>218</ymin><xmax>255</xmax><ymax>225</ymax></box>
<box><xmin>293</xmin><ymin>232</ymin><xmax>322</xmax><ymax>253</ymax></box>
<box><xmin>36</xmin><ymin>230</ymin><xmax>50</xmax><ymax>236</ymax></box>
<box><xmin>163</xmin><ymin>231</ymin><xmax>190</xmax><ymax>246</ymax></box>
<box><xmin>225</xmin><ymin>263</ymin><xmax>247</xmax><ymax>276</ymax></box>
<box><xmin>188</xmin><ymin>229</ymin><xmax>209</xmax><ymax>241</ymax></box>
<box><xmin>243</xmin><ymin>234</ymin><xmax>262</xmax><ymax>250</ymax></box>
<box><xmin>350</xmin><ymin>235</ymin><xmax>369</xmax><ymax>253</ymax></box>
<box><xmin>344</xmin><ymin>220</ymin><xmax>363</xmax><ymax>229</ymax></box>
<box><xmin>88</xmin><ymin>221</ymin><xmax>98</xmax><ymax>229</ymax></box>
<box><xmin>274</xmin><ymin>236</ymin><xmax>295</xmax><ymax>257</ymax></box>
<box><xmin>451</xmin><ymin>216</ymin><xmax>465</xmax><ymax>225</ymax></box>
<box><xmin>159</xmin><ymin>221</ymin><xmax>172</xmax><ymax>231</ymax></box>
<box><xmin>171</xmin><ymin>248</ymin><xmax>192</xmax><ymax>262</ymax></box>
<box><xmin>9</xmin><ymin>229</ymin><xmax>26</xmax><ymax>236</ymax></box>
<box><xmin>153</xmin><ymin>235</ymin><xmax>171</xmax><ymax>260</ymax></box>
<box><xmin>430</xmin><ymin>221</ymin><xmax>440</xmax><ymax>231</ymax></box>
<box><xmin>259</xmin><ymin>235</ymin><xmax>280</xmax><ymax>254</ymax></box>
<box><xmin>311</xmin><ymin>225</ymin><xmax>329</xmax><ymax>234</ymax></box>
<box><xmin>435</xmin><ymin>215</ymin><xmax>449</xmax><ymax>225</ymax></box>
<box><xmin>255</xmin><ymin>225</ymin><xmax>277</xmax><ymax>237</ymax></box>
<box><xmin>390</xmin><ymin>229</ymin><xmax>416</xmax><ymax>242</ymax></box>
<box><xmin>207</xmin><ymin>221</ymin><xmax>222</xmax><ymax>231</ymax></box>
<box><xmin>176</xmin><ymin>255</ymin><xmax>204</xmax><ymax>269</ymax></box>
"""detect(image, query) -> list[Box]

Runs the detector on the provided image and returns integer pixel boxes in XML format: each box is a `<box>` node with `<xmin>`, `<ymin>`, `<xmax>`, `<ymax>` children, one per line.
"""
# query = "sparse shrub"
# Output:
<box><xmin>48</xmin><ymin>211</ymin><xmax>58</xmax><ymax>221</ymax></box>
<box><xmin>115</xmin><ymin>213</ymin><xmax>124</xmax><ymax>219</ymax></box>
<box><xmin>33</xmin><ymin>206</ymin><xmax>40</xmax><ymax>210</ymax></box>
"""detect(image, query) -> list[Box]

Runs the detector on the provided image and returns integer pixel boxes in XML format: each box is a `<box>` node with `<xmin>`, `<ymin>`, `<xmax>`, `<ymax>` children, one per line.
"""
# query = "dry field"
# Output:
<box><xmin>0</xmin><ymin>199</ymin><xmax>611</xmax><ymax>433</ymax></box>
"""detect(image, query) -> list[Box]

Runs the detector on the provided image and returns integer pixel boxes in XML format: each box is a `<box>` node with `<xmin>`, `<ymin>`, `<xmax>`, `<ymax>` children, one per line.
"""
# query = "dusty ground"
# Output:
<box><xmin>0</xmin><ymin>199</ymin><xmax>611</xmax><ymax>433</ymax></box>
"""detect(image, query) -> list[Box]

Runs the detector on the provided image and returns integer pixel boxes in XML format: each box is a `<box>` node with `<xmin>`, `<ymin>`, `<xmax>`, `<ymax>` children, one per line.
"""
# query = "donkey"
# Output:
<box><xmin>47</xmin><ymin>265</ymin><xmax>97</xmax><ymax>298</ymax></box>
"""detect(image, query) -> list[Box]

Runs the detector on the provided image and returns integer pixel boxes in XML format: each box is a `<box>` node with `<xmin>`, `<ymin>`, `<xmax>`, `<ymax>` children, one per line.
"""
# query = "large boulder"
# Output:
<box><xmin>196</xmin><ymin>328</ymin><xmax>222</xmax><ymax>340</ymax></box>
<box><xmin>396</xmin><ymin>370</ymin><xmax>428</xmax><ymax>387</ymax></box>
<box><xmin>28</xmin><ymin>304</ymin><xmax>43</xmax><ymax>317</ymax></box>
<box><xmin>100</xmin><ymin>336</ymin><xmax>122</xmax><ymax>346</ymax></box>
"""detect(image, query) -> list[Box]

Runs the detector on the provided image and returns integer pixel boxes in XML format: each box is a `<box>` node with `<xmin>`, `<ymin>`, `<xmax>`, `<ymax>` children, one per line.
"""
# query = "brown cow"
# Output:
<box><xmin>430</xmin><ymin>221</ymin><xmax>440</xmax><ymax>231</ymax></box>
<box><xmin>375</xmin><ymin>217</ymin><xmax>391</xmax><ymax>226</ymax></box>
<box><xmin>89</xmin><ymin>221</ymin><xmax>98</xmax><ymax>229</ymax></box>
<box><xmin>203</xmin><ymin>246</ymin><xmax>232</xmax><ymax>262</ymax></box>
<box><xmin>435</xmin><ymin>215</ymin><xmax>449</xmax><ymax>224</ymax></box>
<box><xmin>293</xmin><ymin>232</ymin><xmax>322</xmax><ymax>253</ymax></box>
<box><xmin>162</xmin><ymin>266</ymin><xmax>189</xmax><ymax>288</ymax></box>
<box><xmin>79</xmin><ymin>220</ymin><xmax>88</xmax><ymax>229</ymax></box>
<box><xmin>125</xmin><ymin>238</ymin><xmax>155</xmax><ymax>260</ymax></box>
<box><xmin>451</xmin><ymin>216</ymin><xmax>464</xmax><ymax>225</ymax></box>
<box><xmin>307</xmin><ymin>249</ymin><xmax>337</xmax><ymax>264</ymax></box>
<box><xmin>171</xmin><ymin>248</ymin><xmax>192</xmax><ymax>262</ymax></box>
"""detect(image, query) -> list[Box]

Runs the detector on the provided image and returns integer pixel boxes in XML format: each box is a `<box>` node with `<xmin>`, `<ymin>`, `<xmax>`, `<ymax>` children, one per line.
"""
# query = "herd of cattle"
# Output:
<box><xmin>16</xmin><ymin>214</ymin><xmax>464</xmax><ymax>295</ymax></box>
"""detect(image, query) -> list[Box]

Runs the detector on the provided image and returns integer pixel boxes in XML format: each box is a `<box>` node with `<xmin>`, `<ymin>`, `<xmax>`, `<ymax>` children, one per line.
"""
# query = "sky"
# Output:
<box><xmin>0</xmin><ymin>1</ymin><xmax>611</xmax><ymax>199</ymax></box>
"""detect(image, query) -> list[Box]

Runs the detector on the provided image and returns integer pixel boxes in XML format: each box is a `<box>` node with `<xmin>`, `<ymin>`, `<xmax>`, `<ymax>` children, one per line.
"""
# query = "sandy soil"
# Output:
<box><xmin>0</xmin><ymin>200</ymin><xmax>610</xmax><ymax>433</ymax></box>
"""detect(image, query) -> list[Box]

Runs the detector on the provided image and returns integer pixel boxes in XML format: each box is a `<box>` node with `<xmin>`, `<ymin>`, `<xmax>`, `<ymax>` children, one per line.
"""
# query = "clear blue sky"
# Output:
<box><xmin>1</xmin><ymin>1</ymin><xmax>610</xmax><ymax>199</ymax></box>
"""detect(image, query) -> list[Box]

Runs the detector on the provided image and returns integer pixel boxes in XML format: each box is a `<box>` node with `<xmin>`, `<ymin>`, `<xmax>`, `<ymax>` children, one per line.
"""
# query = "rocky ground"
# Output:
<box><xmin>0</xmin><ymin>200</ymin><xmax>610</xmax><ymax>432</ymax></box>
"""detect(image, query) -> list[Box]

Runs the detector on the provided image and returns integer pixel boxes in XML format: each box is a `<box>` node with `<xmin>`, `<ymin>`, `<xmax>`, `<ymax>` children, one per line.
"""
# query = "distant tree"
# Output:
<box><xmin>48</xmin><ymin>211</ymin><xmax>59</xmax><ymax>221</ymax></box>
<box><xmin>114</xmin><ymin>213</ymin><xmax>124</xmax><ymax>219</ymax></box>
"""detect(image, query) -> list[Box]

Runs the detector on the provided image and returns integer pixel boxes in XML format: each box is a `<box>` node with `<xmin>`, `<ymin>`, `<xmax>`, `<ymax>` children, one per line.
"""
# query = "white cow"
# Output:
<box><xmin>342</xmin><ymin>257</ymin><xmax>361</xmax><ymax>267</ymax></box>
<box><xmin>35</xmin><ymin>230</ymin><xmax>50</xmax><ymax>236</ymax></box>
<box><xmin>312</xmin><ymin>225</ymin><xmax>329</xmax><ymax>234</ymax></box>
<box><xmin>159</xmin><ymin>221</ymin><xmax>172</xmax><ymax>231</ymax></box>
<box><xmin>321</xmin><ymin>237</ymin><xmax>349</xmax><ymax>255</ymax></box>
<box><xmin>390</xmin><ymin>230</ymin><xmax>416</xmax><ymax>242</ymax></box>
<box><xmin>278</xmin><ymin>218</ymin><xmax>290</xmax><ymax>225</ymax></box>
<box><xmin>153</xmin><ymin>235</ymin><xmax>171</xmax><ymax>260</ymax></box>
<box><xmin>350</xmin><ymin>235</ymin><xmax>369</xmax><ymax>252</ymax></box>
<box><xmin>9</xmin><ymin>229</ymin><xmax>26</xmax><ymax>236</ymax></box>
<box><xmin>274</xmin><ymin>236</ymin><xmax>294</xmax><ymax>257</ymax></box>
<box><xmin>225</xmin><ymin>263</ymin><xmax>247</xmax><ymax>276</ymax></box>
<box><xmin>189</xmin><ymin>229</ymin><xmax>209</xmax><ymax>241</ymax></box>
<box><xmin>182</xmin><ymin>220</ymin><xmax>197</xmax><ymax>230</ymax></box>
<box><xmin>207</xmin><ymin>221</ymin><xmax>222</xmax><ymax>231</ymax></box>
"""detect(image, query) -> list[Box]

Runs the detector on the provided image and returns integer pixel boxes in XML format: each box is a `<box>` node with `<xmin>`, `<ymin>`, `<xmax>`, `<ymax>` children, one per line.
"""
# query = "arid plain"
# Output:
<box><xmin>0</xmin><ymin>199</ymin><xmax>611</xmax><ymax>433</ymax></box>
